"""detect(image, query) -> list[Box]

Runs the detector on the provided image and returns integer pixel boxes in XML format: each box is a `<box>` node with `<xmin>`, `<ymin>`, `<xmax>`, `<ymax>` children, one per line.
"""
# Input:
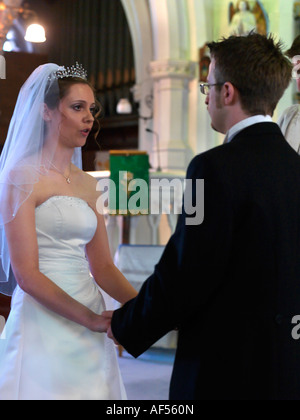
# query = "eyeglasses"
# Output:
<box><xmin>199</xmin><ymin>83</ymin><xmax>225</xmax><ymax>95</ymax></box>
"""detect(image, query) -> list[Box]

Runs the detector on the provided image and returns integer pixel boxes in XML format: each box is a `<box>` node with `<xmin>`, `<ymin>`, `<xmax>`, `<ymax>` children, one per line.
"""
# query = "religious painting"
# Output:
<box><xmin>295</xmin><ymin>2</ymin><xmax>300</xmax><ymax>19</ymax></box>
<box><xmin>199</xmin><ymin>43</ymin><xmax>211</xmax><ymax>83</ymax></box>
<box><xmin>229</xmin><ymin>0</ymin><xmax>269</xmax><ymax>36</ymax></box>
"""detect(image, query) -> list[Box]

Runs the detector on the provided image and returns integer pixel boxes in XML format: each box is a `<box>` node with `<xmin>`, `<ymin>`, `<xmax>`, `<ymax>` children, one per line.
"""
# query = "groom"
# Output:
<box><xmin>105</xmin><ymin>33</ymin><xmax>300</xmax><ymax>400</ymax></box>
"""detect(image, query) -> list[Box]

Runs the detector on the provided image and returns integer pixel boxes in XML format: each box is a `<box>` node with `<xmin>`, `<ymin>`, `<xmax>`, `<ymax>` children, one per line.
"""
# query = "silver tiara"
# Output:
<box><xmin>53</xmin><ymin>62</ymin><xmax>88</xmax><ymax>80</ymax></box>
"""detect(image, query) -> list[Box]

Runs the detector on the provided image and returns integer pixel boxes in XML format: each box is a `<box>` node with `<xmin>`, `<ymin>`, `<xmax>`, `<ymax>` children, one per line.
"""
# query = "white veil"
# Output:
<box><xmin>0</xmin><ymin>63</ymin><xmax>83</xmax><ymax>295</ymax></box>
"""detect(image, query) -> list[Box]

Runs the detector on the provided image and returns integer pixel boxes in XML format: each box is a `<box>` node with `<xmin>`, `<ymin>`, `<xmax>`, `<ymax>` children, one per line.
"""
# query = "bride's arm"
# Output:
<box><xmin>85</xmin><ymin>211</ymin><xmax>137</xmax><ymax>305</ymax></box>
<box><xmin>5</xmin><ymin>197</ymin><xmax>109</xmax><ymax>333</ymax></box>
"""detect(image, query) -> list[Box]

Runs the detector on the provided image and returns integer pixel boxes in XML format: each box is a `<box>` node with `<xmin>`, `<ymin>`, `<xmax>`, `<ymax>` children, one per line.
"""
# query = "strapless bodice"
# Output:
<box><xmin>35</xmin><ymin>195</ymin><xmax>97</xmax><ymax>273</ymax></box>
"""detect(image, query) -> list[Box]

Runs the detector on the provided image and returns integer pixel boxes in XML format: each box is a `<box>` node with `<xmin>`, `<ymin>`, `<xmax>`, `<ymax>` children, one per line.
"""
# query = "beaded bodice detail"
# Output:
<box><xmin>35</xmin><ymin>196</ymin><xmax>97</xmax><ymax>271</ymax></box>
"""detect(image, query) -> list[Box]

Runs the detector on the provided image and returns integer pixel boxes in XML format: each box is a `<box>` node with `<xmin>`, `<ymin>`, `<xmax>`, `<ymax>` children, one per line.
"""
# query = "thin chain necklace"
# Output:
<box><xmin>50</xmin><ymin>161</ymin><xmax>71</xmax><ymax>184</ymax></box>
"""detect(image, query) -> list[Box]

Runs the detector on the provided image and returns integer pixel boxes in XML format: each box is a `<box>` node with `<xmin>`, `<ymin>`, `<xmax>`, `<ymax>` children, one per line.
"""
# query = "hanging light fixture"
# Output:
<box><xmin>116</xmin><ymin>98</ymin><xmax>133</xmax><ymax>115</ymax></box>
<box><xmin>24</xmin><ymin>23</ymin><xmax>46</xmax><ymax>43</ymax></box>
<box><xmin>116</xmin><ymin>93</ymin><xmax>153</xmax><ymax>122</ymax></box>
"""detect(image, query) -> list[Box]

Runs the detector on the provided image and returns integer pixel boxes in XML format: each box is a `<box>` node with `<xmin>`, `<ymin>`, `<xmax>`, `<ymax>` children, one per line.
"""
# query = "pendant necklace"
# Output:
<box><xmin>50</xmin><ymin>161</ymin><xmax>71</xmax><ymax>184</ymax></box>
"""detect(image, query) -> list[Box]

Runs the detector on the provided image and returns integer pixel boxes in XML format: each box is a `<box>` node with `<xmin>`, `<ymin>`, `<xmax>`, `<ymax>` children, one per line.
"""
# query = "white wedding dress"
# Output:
<box><xmin>0</xmin><ymin>195</ymin><xmax>126</xmax><ymax>400</ymax></box>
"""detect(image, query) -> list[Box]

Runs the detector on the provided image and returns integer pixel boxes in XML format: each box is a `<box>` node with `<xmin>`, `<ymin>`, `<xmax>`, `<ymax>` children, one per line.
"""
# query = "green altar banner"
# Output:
<box><xmin>109</xmin><ymin>151</ymin><xmax>150</xmax><ymax>215</ymax></box>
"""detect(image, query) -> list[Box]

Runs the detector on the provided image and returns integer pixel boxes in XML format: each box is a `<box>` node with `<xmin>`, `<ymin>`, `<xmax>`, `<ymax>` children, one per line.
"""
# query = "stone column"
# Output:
<box><xmin>148</xmin><ymin>59</ymin><xmax>197</xmax><ymax>172</ymax></box>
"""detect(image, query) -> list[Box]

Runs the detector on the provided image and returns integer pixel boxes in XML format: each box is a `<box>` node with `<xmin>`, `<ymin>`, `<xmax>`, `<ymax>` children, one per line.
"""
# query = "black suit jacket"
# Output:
<box><xmin>112</xmin><ymin>122</ymin><xmax>300</xmax><ymax>400</ymax></box>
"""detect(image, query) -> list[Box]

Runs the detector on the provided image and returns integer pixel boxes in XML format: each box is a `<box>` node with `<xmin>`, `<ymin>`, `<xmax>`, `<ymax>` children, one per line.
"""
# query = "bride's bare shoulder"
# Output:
<box><xmin>72</xmin><ymin>166</ymin><xmax>102</xmax><ymax>207</ymax></box>
<box><xmin>73</xmin><ymin>165</ymin><xmax>98</xmax><ymax>188</ymax></box>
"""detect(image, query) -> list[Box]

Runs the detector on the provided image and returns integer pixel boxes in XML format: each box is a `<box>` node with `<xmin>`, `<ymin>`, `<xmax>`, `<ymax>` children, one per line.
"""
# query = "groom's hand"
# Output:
<box><xmin>101</xmin><ymin>311</ymin><xmax>119</xmax><ymax>345</ymax></box>
<box><xmin>102</xmin><ymin>310</ymin><xmax>114</xmax><ymax>320</ymax></box>
<box><xmin>107</xmin><ymin>325</ymin><xmax>119</xmax><ymax>345</ymax></box>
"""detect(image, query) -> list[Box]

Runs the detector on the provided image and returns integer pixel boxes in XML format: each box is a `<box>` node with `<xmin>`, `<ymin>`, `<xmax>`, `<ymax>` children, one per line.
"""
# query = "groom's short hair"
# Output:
<box><xmin>208</xmin><ymin>33</ymin><xmax>292</xmax><ymax>116</ymax></box>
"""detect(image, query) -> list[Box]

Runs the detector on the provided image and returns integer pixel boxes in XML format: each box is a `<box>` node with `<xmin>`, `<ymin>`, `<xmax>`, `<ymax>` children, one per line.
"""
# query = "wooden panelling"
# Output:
<box><xmin>43</xmin><ymin>0</ymin><xmax>137</xmax><ymax>120</ymax></box>
<box><xmin>0</xmin><ymin>52</ymin><xmax>48</xmax><ymax>145</ymax></box>
<box><xmin>0</xmin><ymin>294</ymin><xmax>11</xmax><ymax>320</ymax></box>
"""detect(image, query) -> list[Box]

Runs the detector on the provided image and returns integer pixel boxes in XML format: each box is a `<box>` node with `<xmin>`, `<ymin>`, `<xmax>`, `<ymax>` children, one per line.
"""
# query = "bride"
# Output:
<box><xmin>0</xmin><ymin>63</ymin><xmax>137</xmax><ymax>400</ymax></box>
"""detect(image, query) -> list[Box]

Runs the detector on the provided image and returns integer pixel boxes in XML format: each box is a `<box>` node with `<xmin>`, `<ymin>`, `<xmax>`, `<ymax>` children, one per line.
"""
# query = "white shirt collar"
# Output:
<box><xmin>224</xmin><ymin>115</ymin><xmax>273</xmax><ymax>144</ymax></box>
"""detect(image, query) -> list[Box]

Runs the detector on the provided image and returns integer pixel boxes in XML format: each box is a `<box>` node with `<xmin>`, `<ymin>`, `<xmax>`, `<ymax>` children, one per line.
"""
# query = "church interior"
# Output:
<box><xmin>0</xmin><ymin>0</ymin><xmax>300</xmax><ymax>400</ymax></box>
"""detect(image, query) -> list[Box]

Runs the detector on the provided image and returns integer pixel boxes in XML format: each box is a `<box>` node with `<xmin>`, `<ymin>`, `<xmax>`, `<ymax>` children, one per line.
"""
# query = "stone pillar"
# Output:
<box><xmin>148</xmin><ymin>59</ymin><xmax>197</xmax><ymax>171</ymax></box>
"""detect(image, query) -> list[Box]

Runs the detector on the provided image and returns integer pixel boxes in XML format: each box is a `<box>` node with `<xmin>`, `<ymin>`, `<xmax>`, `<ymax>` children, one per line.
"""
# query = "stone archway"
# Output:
<box><xmin>121</xmin><ymin>0</ymin><xmax>213</xmax><ymax>171</ymax></box>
